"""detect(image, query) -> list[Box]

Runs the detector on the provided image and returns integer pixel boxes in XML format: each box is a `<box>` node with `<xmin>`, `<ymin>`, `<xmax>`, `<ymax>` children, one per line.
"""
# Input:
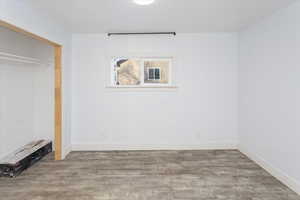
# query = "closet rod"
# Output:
<box><xmin>0</xmin><ymin>56</ymin><xmax>44</xmax><ymax>65</ymax></box>
<box><xmin>0</xmin><ymin>51</ymin><xmax>41</xmax><ymax>62</ymax></box>
<box><xmin>0</xmin><ymin>51</ymin><xmax>53</xmax><ymax>66</ymax></box>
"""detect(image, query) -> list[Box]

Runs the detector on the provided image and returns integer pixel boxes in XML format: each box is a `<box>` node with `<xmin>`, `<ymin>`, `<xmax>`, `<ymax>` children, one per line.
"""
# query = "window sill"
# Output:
<box><xmin>105</xmin><ymin>85</ymin><xmax>179</xmax><ymax>92</ymax></box>
<box><xmin>106</xmin><ymin>85</ymin><xmax>178</xmax><ymax>89</ymax></box>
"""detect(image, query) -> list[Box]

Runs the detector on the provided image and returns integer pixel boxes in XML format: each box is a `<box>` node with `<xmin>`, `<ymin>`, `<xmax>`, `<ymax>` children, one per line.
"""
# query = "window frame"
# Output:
<box><xmin>110</xmin><ymin>57</ymin><xmax>173</xmax><ymax>88</ymax></box>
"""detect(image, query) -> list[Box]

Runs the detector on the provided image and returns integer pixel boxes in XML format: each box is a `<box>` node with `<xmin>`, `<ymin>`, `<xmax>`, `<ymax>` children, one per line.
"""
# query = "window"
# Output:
<box><xmin>111</xmin><ymin>58</ymin><xmax>171</xmax><ymax>87</ymax></box>
<box><xmin>147</xmin><ymin>68</ymin><xmax>160</xmax><ymax>80</ymax></box>
<box><xmin>112</xmin><ymin>58</ymin><xmax>142</xmax><ymax>86</ymax></box>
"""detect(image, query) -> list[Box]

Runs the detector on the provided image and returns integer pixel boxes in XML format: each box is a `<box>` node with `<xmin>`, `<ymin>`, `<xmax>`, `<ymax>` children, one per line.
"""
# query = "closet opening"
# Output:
<box><xmin>0</xmin><ymin>20</ymin><xmax>62</xmax><ymax>161</ymax></box>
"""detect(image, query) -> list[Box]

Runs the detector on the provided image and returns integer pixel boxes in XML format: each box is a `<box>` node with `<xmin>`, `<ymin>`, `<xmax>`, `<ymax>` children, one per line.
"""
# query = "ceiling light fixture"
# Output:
<box><xmin>133</xmin><ymin>0</ymin><xmax>155</xmax><ymax>6</ymax></box>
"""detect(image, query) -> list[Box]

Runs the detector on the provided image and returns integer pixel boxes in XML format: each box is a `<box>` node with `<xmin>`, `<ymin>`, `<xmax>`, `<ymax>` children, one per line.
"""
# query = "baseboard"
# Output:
<box><xmin>239</xmin><ymin>145</ymin><xmax>300</xmax><ymax>195</ymax></box>
<box><xmin>62</xmin><ymin>145</ymin><xmax>72</xmax><ymax>160</ymax></box>
<box><xmin>72</xmin><ymin>141</ymin><xmax>238</xmax><ymax>151</ymax></box>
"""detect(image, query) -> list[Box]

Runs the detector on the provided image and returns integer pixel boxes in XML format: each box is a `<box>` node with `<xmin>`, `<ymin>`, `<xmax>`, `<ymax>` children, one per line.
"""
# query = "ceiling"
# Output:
<box><xmin>30</xmin><ymin>0</ymin><xmax>297</xmax><ymax>33</ymax></box>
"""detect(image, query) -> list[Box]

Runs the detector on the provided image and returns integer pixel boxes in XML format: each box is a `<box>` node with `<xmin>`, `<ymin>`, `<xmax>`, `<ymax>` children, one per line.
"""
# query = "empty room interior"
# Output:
<box><xmin>0</xmin><ymin>0</ymin><xmax>300</xmax><ymax>199</ymax></box>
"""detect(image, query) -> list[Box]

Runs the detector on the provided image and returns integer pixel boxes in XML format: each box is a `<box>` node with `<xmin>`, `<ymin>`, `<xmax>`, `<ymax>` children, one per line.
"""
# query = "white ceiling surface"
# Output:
<box><xmin>29</xmin><ymin>0</ymin><xmax>297</xmax><ymax>33</ymax></box>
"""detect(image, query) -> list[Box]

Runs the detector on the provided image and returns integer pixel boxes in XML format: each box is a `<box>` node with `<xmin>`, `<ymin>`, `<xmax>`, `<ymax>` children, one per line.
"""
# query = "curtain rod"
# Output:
<box><xmin>107</xmin><ymin>32</ymin><xmax>176</xmax><ymax>36</ymax></box>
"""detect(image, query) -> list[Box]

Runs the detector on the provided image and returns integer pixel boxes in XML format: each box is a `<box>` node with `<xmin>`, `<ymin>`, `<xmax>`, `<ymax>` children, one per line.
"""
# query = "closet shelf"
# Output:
<box><xmin>0</xmin><ymin>51</ymin><xmax>53</xmax><ymax>66</ymax></box>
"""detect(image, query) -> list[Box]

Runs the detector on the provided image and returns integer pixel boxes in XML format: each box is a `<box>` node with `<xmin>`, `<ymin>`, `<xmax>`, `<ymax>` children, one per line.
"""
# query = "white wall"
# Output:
<box><xmin>34</xmin><ymin>64</ymin><xmax>54</xmax><ymax>144</ymax></box>
<box><xmin>0</xmin><ymin>63</ymin><xmax>35</xmax><ymax>158</ymax></box>
<box><xmin>239</xmin><ymin>1</ymin><xmax>300</xmax><ymax>194</ymax></box>
<box><xmin>0</xmin><ymin>26</ymin><xmax>54</xmax><ymax>159</ymax></box>
<box><xmin>71</xmin><ymin>33</ymin><xmax>238</xmax><ymax>150</ymax></box>
<box><xmin>0</xmin><ymin>0</ymin><xmax>72</xmax><ymax>158</ymax></box>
